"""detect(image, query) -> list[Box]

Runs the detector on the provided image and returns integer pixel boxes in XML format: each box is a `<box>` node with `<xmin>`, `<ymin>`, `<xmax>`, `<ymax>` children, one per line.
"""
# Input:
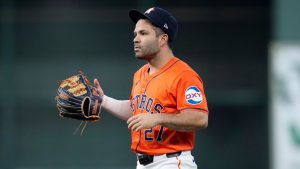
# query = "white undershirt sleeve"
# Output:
<box><xmin>101</xmin><ymin>95</ymin><xmax>132</xmax><ymax>121</ymax></box>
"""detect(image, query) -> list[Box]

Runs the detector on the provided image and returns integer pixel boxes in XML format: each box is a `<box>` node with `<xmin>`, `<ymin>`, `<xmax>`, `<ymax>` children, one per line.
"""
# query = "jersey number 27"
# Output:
<box><xmin>145</xmin><ymin>126</ymin><xmax>164</xmax><ymax>141</ymax></box>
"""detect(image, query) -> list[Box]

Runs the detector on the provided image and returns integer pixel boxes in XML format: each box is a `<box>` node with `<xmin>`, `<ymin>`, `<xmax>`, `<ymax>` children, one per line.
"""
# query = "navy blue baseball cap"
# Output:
<box><xmin>129</xmin><ymin>7</ymin><xmax>178</xmax><ymax>42</ymax></box>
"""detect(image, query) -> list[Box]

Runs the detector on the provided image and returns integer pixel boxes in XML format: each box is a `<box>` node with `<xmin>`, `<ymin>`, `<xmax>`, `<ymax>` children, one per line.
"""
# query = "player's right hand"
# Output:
<box><xmin>127</xmin><ymin>113</ymin><xmax>160</xmax><ymax>131</ymax></box>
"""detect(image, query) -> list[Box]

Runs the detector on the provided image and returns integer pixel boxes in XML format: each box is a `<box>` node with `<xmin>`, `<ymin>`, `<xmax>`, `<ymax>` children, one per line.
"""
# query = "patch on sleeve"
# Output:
<box><xmin>185</xmin><ymin>86</ymin><xmax>203</xmax><ymax>105</ymax></box>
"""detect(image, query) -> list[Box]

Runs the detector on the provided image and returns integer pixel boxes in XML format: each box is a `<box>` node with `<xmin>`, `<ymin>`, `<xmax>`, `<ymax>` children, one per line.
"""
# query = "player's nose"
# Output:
<box><xmin>133</xmin><ymin>35</ymin><xmax>140</xmax><ymax>44</ymax></box>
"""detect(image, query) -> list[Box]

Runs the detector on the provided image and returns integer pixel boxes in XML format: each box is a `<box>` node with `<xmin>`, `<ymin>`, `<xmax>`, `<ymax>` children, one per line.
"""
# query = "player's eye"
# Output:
<box><xmin>141</xmin><ymin>31</ymin><xmax>147</xmax><ymax>35</ymax></box>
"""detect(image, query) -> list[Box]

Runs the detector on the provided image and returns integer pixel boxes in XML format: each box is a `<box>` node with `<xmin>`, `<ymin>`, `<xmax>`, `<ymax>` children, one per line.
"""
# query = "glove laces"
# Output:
<box><xmin>73</xmin><ymin>121</ymin><xmax>88</xmax><ymax>136</ymax></box>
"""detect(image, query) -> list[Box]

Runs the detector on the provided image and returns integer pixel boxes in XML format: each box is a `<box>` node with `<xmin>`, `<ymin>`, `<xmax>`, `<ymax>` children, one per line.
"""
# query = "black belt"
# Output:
<box><xmin>137</xmin><ymin>151</ymin><xmax>182</xmax><ymax>166</ymax></box>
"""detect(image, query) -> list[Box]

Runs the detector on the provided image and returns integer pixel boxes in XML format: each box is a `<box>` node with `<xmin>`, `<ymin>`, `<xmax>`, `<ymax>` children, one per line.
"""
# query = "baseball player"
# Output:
<box><xmin>94</xmin><ymin>7</ymin><xmax>209</xmax><ymax>169</ymax></box>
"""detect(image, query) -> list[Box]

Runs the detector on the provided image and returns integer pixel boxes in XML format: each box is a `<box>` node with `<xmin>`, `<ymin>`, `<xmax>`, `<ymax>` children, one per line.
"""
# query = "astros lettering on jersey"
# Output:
<box><xmin>130</xmin><ymin>57</ymin><xmax>208</xmax><ymax>155</ymax></box>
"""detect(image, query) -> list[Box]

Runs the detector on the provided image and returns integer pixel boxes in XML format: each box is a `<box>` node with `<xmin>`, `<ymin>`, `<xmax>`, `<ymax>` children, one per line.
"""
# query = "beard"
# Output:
<box><xmin>134</xmin><ymin>43</ymin><xmax>159</xmax><ymax>60</ymax></box>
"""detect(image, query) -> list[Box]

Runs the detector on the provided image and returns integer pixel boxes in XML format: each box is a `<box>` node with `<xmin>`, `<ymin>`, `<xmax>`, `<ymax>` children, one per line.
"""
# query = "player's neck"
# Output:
<box><xmin>147</xmin><ymin>50</ymin><xmax>174</xmax><ymax>75</ymax></box>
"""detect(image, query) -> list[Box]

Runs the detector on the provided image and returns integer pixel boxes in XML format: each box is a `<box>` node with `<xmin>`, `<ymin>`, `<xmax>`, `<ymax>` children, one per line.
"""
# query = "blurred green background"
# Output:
<box><xmin>0</xmin><ymin>0</ymin><xmax>298</xmax><ymax>169</ymax></box>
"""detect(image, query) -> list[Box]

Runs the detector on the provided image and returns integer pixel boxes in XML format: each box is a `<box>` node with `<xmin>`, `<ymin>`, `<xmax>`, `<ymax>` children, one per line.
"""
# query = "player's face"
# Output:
<box><xmin>133</xmin><ymin>19</ymin><xmax>161</xmax><ymax>60</ymax></box>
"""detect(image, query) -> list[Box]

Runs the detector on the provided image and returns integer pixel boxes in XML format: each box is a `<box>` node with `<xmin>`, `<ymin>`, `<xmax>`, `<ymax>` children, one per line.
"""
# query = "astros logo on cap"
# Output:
<box><xmin>185</xmin><ymin>86</ymin><xmax>203</xmax><ymax>104</ymax></box>
<box><xmin>145</xmin><ymin>7</ymin><xmax>155</xmax><ymax>14</ymax></box>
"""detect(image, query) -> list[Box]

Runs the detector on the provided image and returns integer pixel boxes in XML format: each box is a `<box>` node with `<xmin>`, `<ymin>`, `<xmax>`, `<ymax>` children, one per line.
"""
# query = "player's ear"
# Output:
<box><xmin>159</xmin><ymin>34</ymin><xmax>169</xmax><ymax>47</ymax></box>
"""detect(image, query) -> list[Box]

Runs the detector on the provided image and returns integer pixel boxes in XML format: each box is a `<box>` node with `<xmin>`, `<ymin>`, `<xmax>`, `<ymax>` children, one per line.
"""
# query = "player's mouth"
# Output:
<box><xmin>134</xmin><ymin>46</ymin><xmax>141</xmax><ymax>52</ymax></box>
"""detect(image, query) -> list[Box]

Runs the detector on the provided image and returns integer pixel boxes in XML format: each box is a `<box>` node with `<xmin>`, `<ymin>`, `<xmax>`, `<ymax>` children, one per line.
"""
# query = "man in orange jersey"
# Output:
<box><xmin>93</xmin><ymin>7</ymin><xmax>209</xmax><ymax>169</ymax></box>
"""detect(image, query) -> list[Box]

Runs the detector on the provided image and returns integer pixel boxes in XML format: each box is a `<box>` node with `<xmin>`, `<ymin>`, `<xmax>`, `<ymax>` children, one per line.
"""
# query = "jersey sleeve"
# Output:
<box><xmin>175</xmin><ymin>70</ymin><xmax>208</xmax><ymax>113</ymax></box>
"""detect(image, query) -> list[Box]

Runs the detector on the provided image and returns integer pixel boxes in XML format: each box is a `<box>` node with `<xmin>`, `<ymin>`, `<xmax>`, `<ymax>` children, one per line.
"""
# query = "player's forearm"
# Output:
<box><xmin>101</xmin><ymin>95</ymin><xmax>132</xmax><ymax>121</ymax></box>
<box><xmin>157</xmin><ymin>111</ymin><xmax>208</xmax><ymax>131</ymax></box>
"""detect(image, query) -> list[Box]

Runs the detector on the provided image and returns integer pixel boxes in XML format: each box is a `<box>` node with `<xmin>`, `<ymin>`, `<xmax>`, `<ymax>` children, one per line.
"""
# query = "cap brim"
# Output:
<box><xmin>129</xmin><ymin>9</ymin><xmax>148</xmax><ymax>23</ymax></box>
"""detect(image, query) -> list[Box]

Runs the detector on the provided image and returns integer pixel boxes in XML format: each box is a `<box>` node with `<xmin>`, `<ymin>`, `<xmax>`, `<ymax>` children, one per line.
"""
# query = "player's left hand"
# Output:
<box><xmin>93</xmin><ymin>78</ymin><xmax>104</xmax><ymax>98</ymax></box>
<box><xmin>127</xmin><ymin>113</ymin><xmax>160</xmax><ymax>131</ymax></box>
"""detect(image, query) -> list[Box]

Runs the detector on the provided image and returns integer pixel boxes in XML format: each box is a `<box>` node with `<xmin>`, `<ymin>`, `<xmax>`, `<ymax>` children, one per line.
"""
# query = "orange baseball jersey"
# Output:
<box><xmin>130</xmin><ymin>57</ymin><xmax>208</xmax><ymax>155</ymax></box>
